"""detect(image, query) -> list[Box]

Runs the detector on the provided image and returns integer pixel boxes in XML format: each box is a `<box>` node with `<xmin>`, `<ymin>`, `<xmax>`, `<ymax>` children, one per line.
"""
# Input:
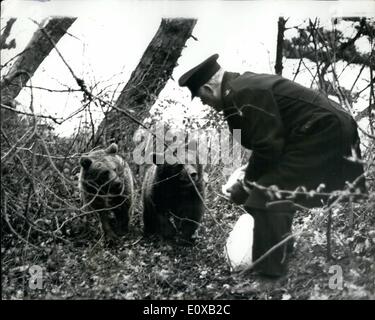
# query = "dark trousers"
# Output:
<box><xmin>245</xmin><ymin>207</ymin><xmax>294</xmax><ymax>277</ymax></box>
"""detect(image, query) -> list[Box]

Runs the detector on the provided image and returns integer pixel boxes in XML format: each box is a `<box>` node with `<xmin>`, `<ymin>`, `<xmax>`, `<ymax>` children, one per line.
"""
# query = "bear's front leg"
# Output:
<box><xmin>112</xmin><ymin>196</ymin><xmax>131</xmax><ymax>236</ymax></box>
<box><xmin>177</xmin><ymin>202</ymin><xmax>203</xmax><ymax>245</ymax></box>
<box><xmin>113</xmin><ymin>211</ymin><xmax>129</xmax><ymax>236</ymax></box>
<box><xmin>157</xmin><ymin>212</ymin><xmax>176</xmax><ymax>239</ymax></box>
<box><xmin>99</xmin><ymin>211</ymin><xmax>119</xmax><ymax>243</ymax></box>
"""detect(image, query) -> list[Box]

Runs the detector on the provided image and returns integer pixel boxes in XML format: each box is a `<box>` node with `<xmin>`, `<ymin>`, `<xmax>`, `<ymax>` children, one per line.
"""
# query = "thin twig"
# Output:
<box><xmin>0</xmin><ymin>103</ymin><xmax>64</xmax><ymax>123</ymax></box>
<box><xmin>3</xmin><ymin>193</ymin><xmax>42</xmax><ymax>251</ymax></box>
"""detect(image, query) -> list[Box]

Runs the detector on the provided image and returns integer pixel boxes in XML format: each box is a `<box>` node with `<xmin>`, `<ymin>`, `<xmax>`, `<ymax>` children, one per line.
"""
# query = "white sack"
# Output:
<box><xmin>224</xmin><ymin>213</ymin><xmax>254</xmax><ymax>272</ymax></box>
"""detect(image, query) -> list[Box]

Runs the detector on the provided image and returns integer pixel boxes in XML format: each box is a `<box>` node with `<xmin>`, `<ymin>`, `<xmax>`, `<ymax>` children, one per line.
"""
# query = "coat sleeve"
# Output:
<box><xmin>225</xmin><ymin>88</ymin><xmax>285</xmax><ymax>182</ymax></box>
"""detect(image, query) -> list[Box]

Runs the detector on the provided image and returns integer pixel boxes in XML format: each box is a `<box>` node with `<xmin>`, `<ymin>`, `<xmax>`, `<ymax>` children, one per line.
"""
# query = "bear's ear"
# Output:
<box><xmin>106</xmin><ymin>143</ymin><xmax>118</xmax><ymax>154</ymax></box>
<box><xmin>151</xmin><ymin>153</ymin><xmax>164</xmax><ymax>165</ymax></box>
<box><xmin>80</xmin><ymin>157</ymin><xmax>92</xmax><ymax>169</ymax></box>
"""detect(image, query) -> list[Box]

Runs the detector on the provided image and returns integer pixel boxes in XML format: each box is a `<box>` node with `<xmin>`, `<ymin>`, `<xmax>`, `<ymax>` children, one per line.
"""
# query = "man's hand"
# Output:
<box><xmin>227</xmin><ymin>180</ymin><xmax>249</xmax><ymax>205</ymax></box>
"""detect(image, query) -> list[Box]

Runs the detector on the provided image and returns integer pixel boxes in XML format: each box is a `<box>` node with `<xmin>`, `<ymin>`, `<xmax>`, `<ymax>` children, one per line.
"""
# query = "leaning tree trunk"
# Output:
<box><xmin>275</xmin><ymin>17</ymin><xmax>286</xmax><ymax>75</ymax></box>
<box><xmin>0</xmin><ymin>17</ymin><xmax>76</xmax><ymax>109</ymax></box>
<box><xmin>0</xmin><ymin>18</ymin><xmax>17</xmax><ymax>50</ymax></box>
<box><xmin>96</xmin><ymin>18</ymin><xmax>197</xmax><ymax>160</ymax></box>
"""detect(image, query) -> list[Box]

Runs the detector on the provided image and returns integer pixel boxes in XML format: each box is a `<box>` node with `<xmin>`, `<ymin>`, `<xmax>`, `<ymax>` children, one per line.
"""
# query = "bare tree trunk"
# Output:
<box><xmin>0</xmin><ymin>18</ymin><xmax>17</xmax><ymax>50</ymax></box>
<box><xmin>96</xmin><ymin>18</ymin><xmax>197</xmax><ymax>158</ymax></box>
<box><xmin>0</xmin><ymin>17</ymin><xmax>76</xmax><ymax>108</ymax></box>
<box><xmin>275</xmin><ymin>17</ymin><xmax>286</xmax><ymax>75</ymax></box>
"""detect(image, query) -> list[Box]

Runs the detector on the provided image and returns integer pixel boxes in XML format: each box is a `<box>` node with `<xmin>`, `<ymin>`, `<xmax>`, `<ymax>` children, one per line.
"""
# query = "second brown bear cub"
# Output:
<box><xmin>79</xmin><ymin>143</ymin><xmax>134</xmax><ymax>241</ymax></box>
<box><xmin>142</xmin><ymin>152</ymin><xmax>205</xmax><ymax>244</ymax></box>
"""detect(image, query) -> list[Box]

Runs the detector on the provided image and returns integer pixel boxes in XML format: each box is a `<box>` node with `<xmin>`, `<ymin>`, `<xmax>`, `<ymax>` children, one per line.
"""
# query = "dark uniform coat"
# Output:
<box><xmin>221</xmin><ymin>72</ymin><xmax>365</xmax><ymax>209</ymax></box>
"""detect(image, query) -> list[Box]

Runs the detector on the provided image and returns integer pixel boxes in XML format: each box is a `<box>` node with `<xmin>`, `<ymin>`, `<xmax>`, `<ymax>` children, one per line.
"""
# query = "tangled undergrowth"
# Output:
<box><xmin>2</xmin><ymin>161</ymin><xmax>374</xmax><ymax>300</ymax></box>
<box><xmin>1</xmin><ymin>113</ymin><xmax>374</xmax><ymax>300</ymax></box>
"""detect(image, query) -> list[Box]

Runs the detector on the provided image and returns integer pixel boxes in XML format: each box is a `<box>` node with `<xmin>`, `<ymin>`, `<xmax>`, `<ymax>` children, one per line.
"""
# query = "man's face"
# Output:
<box><xmin>197</xmin><ymin>85</ymin><xmax>223</xmax><ymax>111</ymax></box>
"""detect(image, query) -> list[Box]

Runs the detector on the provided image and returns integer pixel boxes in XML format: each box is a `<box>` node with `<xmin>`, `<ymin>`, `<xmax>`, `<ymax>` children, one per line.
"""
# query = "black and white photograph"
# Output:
<box><xmin>1</xmin><ymin>0</ymin><xmax>374</xmax><ymax>303</ymax></box>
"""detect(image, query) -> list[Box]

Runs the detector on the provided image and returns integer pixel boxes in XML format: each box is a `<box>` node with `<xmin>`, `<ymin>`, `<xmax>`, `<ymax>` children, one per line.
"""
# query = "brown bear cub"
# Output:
<box><xmin>79</xmin><ymin>143</ymin><xmax>134</xmax><ymax>241</ymax></box>
<box><xmin>142</xmin><ymin>152</ymin><xmax>205</xmax><ymax>245</ymax></box>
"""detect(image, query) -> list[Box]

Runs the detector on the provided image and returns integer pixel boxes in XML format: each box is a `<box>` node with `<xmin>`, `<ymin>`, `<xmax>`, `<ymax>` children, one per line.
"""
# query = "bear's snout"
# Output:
<box><xmin>180</xmin><ymin>170</ymin><xmax>199</xmax><ymax>184</ymax></box>
<box><xmin>109</xmin><ymin>179</ymin><xmax>123</xmax><ymax>194</ymax></box>
<box><xmin>182</xmin><ymin>165</ymin><xmax>199</xmax><ymax>182</ymax></box>
<box><xmin>189</xmin><ymin>172</ymin><xmax>198</xmax><ymax>180</ymax></box>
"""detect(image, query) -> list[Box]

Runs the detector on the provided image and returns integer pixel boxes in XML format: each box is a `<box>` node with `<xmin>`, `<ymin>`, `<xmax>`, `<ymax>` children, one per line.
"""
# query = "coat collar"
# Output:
<box><xmin>221</xmin><ymin>71</ymin><xmax>240</xmax><ymax>99</ymax></box>
<box><xmin>221</xmin><ymin>71</ymin><xmax>241</xmax><ymax>115</ymax></box>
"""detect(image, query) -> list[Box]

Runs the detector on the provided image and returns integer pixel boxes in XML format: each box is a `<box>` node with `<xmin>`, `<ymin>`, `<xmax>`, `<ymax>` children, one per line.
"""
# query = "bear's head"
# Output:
<box><xmin>151</xmin><ymin>151</ymin><xmax>202</xmax><ymax>187</ymax></box>
<box><xmin>79</xmin><ymin>143</ymin><xmax>125</xmax><ymax>195</ymax></box>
